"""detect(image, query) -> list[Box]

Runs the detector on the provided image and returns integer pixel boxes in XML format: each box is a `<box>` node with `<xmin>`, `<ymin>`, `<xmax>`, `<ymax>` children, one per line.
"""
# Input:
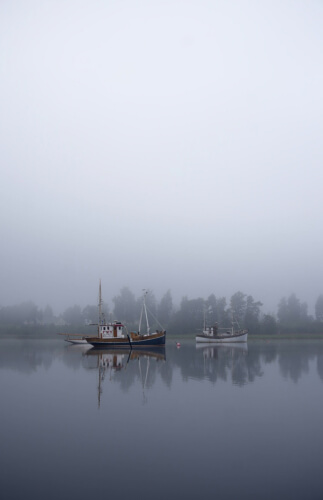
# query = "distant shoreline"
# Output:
<box><xmin>1</xmin><ymin>326</ymin><xmax>323</xmax><ymax>341</ymax></box>
<box><xmin>172</xmin><ymin>333</ymin><xmax>323</xmax><ymax>340</ymax></box>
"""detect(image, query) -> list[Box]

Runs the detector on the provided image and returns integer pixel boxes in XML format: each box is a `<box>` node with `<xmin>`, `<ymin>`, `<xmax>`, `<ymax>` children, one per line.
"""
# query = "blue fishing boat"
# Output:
<box><xmin>129</xmin><ymin>290</ymin><xmax>166</xmax><ymax>347</ymax></box>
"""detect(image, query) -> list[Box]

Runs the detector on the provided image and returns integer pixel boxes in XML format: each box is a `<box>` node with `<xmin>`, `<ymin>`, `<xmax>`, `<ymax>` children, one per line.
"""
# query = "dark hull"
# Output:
<box><xmin>86</xmin><ymin>347</ymin><xmax>132</xmax><ymax>356</ymax></box>
<box><xmin>130</xmin><ymin>331</ymin><xmax>166</xmax><ymax>347</ymax></box>
<box><xmin>85</xmin><ymin>346</ymin><xmax>165</xmax><ymax>360</ymax></box>
<box><xmin>86</xmin><ymin>337</ymin><xmax>131</xmax><ymax>348</ymax></box>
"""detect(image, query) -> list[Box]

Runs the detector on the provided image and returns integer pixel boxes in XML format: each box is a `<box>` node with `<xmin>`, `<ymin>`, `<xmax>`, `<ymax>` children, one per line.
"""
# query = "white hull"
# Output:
<box><xmin>65</xmin><ymin>338</ymin><xmax>89</xmax><ymax>345</ymax></box>
<box><xmin>196</xmin><ymin>331</ymin><xmax>248</xmax><ymax>343</ymax></box>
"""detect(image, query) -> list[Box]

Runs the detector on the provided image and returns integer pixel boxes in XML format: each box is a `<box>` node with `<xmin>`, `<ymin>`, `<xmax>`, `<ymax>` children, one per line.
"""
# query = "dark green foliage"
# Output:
<box><xmin>0</xmin><ymin>301</ymin><xmax>41</xmax><ymax>325</ymax></box>
<box><xmin>158</xmin><ymin>290</ymin><xmax>173</xmax><ymax>326</ymax></box>
<box><xmin>2</xmin><ymin>290</ymin><xmax>323</xmax><ymax>336</ymax></box>
<box><xmin>260</xmin><ymin>314</ymin><xmax>278</xmax><ymax>335</ymax></box>
<box><xmin>62</xmin><ymin>305</ymin><xmax>83</xmax><ymax>325</ymax></box>
<box><xmin>82</xmin><ymin>304</ymin><xmax>99</xmax><ymax>324</ymax></box>
<box><xmin>215</xmin><ymin>297</ymin><xmax>229</xmax><ymax>326</ymax></box>
<box><xmin>277</xmin><ymin>293</ymin><xmax>309</xmax><ymax>326</ymax></box>
<box><xmin>205</xmin><ymin>294</ymin><xmax>229</xmax><ymax>326</ymax></box>
<box><xmin>230</xmin><ymin>291</ymin><xmax>247</xmax><ymax>326</ymax></box>
<box><xmin>277</xmin><ymin>293</ymin><xmax>312</xmax><ymax>333</ymax></box>
<box><xmin>42</xmin><ymin>305</ymin><xmax>55</xmax><ymax>324</ymax></box>
<box><xmin>244</xmin><ymin>295</ymin><xmax>263</xmax><ymax>334</ymax></box>
<box><xmin>315</xmin><ymin>295</ymin><xmax>323</xmax><ymax>322</ymax></box>
<box><xmin>168</xmin><ymin>296</ymin><xmax>205</xmax><ymax>335</ymax></box>
<box><xmin>112</xmin><ymin>287</ymin><xmax>137</xmax><ymax>323</ymax></box>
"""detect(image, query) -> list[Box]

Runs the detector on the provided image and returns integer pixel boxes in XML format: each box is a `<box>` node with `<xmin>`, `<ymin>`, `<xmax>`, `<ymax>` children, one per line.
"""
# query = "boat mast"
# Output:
<box><xmin>143</xmin><ymin>290</ymin><xmax>150</xmax><ymax>334</ymax></box>
<box><xmin>98</xmin><ymin>279</ymin><xmax>103</xmax><ymax>337</ymax></box>
<box><xmin>139</xmin><ymin>289</ymin><xmax>150</xmax><ymax>335</ymax></box>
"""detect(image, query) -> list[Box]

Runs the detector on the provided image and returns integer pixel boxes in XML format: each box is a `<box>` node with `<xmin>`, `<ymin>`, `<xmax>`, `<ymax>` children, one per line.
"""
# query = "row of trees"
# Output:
<box><xmin>1</xmin><ymin>289</ymin><xmax>323</xmax><ymax>335</ymax></box>
<box><xmin>111</xmin><ymin>289</ymin><xmax>323</xmax><ymax>335</ymax></box>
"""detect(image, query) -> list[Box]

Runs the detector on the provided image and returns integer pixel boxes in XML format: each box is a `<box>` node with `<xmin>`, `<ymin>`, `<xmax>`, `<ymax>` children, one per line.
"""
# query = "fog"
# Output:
<box><xmin>1</xmin><ymin>0</ymin><xmax>322</xmax><ymax>314</ymax></box>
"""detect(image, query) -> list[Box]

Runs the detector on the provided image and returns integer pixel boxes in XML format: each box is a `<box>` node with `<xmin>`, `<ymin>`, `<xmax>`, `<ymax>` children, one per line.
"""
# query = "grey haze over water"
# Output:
<box><xmin>1</xmin><ymin>1</ymin><xmax>322</xmax><ymax>313</ymax></box>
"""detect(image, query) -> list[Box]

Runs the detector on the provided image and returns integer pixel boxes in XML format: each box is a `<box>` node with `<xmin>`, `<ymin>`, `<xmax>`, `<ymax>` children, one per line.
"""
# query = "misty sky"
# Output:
<box><xmin>1</xmin><ymin>0</ymin><xmax>323</xmax><ymax>314</ymax></box>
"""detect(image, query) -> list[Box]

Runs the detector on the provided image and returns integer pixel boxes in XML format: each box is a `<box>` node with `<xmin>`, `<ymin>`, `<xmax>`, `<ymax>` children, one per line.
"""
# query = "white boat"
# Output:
<box><xmin>196</xmin><ymin>329</ymin><xmax>248</xmax><ymax>343</ymax></box>
<box><xmin>196</xmin><ymin>314</ymin><xmax>248</xmax><ymax>343</ymax></box>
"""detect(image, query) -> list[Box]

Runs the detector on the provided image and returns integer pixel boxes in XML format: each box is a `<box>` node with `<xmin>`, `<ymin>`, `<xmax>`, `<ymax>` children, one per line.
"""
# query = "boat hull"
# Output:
<box><xmin>196</xmin><ymin>331</ymin><xmax>248</xmax><ymax>343</ymax></box>
<box><xmin>65</xmin><ymin>338</ymin><xmax>89</xmax><ymax>345</ymax></box>
<box><xmin>130</xmin><ymin>331</ymin><xmax>166</xmax><ymax>347</ymax></box>
<box><xmin>86</xmin><ymin>336</ymin><xmax>131</xmax><ymax>348</ymax></box>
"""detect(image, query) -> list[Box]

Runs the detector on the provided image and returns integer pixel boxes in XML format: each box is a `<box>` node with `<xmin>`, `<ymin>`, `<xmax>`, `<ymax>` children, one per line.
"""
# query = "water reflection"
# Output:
<box><xmin>130</xmin><ymin>348</ymin><xmax>167</xmax><ymax>404</ymax></box>
<box><xmin>195</xmin><ymin>343</ymin><xmax>253</xmax><ymax>385</ymax></box>
<box><xmin>2</xmin><ymin>339</ymin><xmax>323</xmax><ymax>387</ymax></box>
<box><xmin>84</xmin><ymin>347</ymin><xmax>166</xmax><ymax>406</ymax></box>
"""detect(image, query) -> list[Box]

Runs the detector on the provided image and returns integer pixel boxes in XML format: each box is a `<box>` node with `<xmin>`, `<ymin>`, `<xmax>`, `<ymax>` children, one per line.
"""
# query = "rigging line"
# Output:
<box><xmin>144</xmin><ymin>356</ymin><xmax>150</xmax><ymax>389</ymax></box>
<box><xmin>138</xmin><ymin>303</ymin><xmax>144</xmax><ymax>334</ymax></box>
<box><xmin>144</xmin><ymin>301</ymin><xmax>150</xmax><ymax>334</ymax></box>
<box><xmin>145</xmin><ymin>303</ymin><xmax>165</xmax><ymax>330</ymax></box>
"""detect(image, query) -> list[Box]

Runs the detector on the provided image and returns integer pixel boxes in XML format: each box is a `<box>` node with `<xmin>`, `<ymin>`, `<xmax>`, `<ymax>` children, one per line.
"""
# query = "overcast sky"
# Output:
<box><xmin>1</xmin><ymin>0</ymin><xmax>323</xmax><ymax>314</ymax></box>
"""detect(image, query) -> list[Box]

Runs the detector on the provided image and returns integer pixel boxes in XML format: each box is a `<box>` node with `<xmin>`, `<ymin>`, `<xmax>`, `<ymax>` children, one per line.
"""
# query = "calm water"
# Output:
<box><xmin>1</xmin><ymin>339</ymin><xmax>323</xmax><ymax>500</ymax></box>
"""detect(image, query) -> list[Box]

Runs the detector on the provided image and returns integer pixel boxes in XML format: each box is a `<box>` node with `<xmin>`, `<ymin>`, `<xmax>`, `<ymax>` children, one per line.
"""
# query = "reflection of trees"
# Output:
<box><xmin>278</xmin><ymin>342</ymin><xmax>317</xmax><ymax>383</ymax></box>
<box><xmin>261</xmin><ymin>342</ymin><xmax>278</xmax><ymax>364</ymax></box>
<box><xmin>3</xmin><ymin>339</ymin><xmax>323</xmax><ymax>390</ymax></box>
<box><xmin>178</xmin><ymin>341</ymin><xmax>323</xmax><ymax>386</ymax></box>
<box><xmin>0</xmin><ymin>340</ymin><xmax>60</xmax><ymax>374</ymax></box>
<box><xmin>180</xmin><ymin>344</ymin><xmax>256</xmax><ymax>386</ymax></box>
<box><xmin>317</xmin><ymin>353</ymin><xmax>323</xmax><ymax>381</ymax></box>
<box><xmin>243</xmin><ymin>345</ymin><xmax>263</xmax><ymax>384</ymax></box>
<box><xmin>83</xmin><ymin>347</ymin><xmax>167</xmax><ymax>404</ymax></box>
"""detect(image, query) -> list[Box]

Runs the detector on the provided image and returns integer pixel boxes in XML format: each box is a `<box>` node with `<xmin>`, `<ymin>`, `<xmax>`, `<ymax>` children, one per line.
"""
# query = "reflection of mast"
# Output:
<box><xmin>94</xmin><ymin>350</ymin><xmax>130</xmax><ymax>408</ymax></box>
<box><xmin>138</xmin><ymin>355</ymin><xmax>150</xmax><ymax>404</ymax></box>
<box><xmin>86</xmin><ymin>347</ymin><xmax>165</xmax><ymax>408</ymax></box>
<box><xmin>132</xmin><ymin>348</ymin><xmax>166</xmax><ymax>404</ymax></box>
<box><xmin>98</xmin><ymin>355</ymin><xmax>103</xmax><ymax>408</ymax></box>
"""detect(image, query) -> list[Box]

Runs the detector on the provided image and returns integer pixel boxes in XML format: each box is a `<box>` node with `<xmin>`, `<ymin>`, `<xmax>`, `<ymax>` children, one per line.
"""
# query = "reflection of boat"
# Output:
<box><xmin>86</xmin><ymin>348</ymin><xmax>131</xmax><ymax>407</ymax></box>
<box><xmin>196</xmin><ymin>343</ymin><xmax>248</xmax><ymax>353</ymax></box>
<box><xmin>86</xmin><ymin>346</ymin><xmax>165</xmax><ymax>407</ymax></box>
<box><xmin>197</xmin><ymin>344</ymin><xmax>248</xmax><ymax>382</ymax></box>
<box><xmin>86</xmin><ymin>347</ymin><xmax>132</xmax><ymax>358</ymax></box>
<box><xmin>86</xmin><ymin>281</ymin><xmax>131</xmax><ymax>348</ymax></box>
<box><xmin>130</xmin><ymin>347</ymin><xmax>166</xmax><ymax>403</ymax></box>
<box><xmin>196</xmin><ymin>314</ymin><xmax>248</xmax><ymax>343</ymax></box>
<box><xmin>129</xmin><ymin>290</ymin><xmax>166</xmax><ymax>347</ymax></box>
<box><xmin>129</xmin><ymin>347</ymin><xmax>166</xmax><ymax>362</ymax></box>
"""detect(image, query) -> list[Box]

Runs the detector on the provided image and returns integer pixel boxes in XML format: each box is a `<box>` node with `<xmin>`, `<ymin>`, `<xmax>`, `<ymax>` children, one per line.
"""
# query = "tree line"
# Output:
<box><xmin>1</xmin><ymin>289</ymin><xmax>323</xmax><ymax>335</ymax></box>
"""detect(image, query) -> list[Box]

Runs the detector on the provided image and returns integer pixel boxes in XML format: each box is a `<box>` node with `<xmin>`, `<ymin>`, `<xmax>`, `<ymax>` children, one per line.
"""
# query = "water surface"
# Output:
<box><xmin>1</xmin><ymin>339</ymin><xmax>323</xmax><ymax>500</ymax></box>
